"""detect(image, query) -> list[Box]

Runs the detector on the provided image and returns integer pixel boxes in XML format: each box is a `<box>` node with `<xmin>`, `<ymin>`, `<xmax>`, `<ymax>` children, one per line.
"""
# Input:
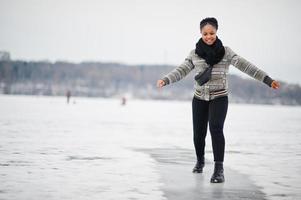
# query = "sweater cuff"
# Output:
<box><xmin>162</xmin><ymin>77</ymin><xmax>170</xmax><ymax>85</ymax></box>
<box><xmin>263</xmin><ymin>76</ymin><xmax>274</xmax><ymax>87</ymax></box>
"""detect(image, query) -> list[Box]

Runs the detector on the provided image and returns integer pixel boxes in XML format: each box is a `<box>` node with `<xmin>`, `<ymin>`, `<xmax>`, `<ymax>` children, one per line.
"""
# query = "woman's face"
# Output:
<box><xmin>201</xmin><ymin>24</ymin><xmax>217</xmax><ymax>45</ymax></box>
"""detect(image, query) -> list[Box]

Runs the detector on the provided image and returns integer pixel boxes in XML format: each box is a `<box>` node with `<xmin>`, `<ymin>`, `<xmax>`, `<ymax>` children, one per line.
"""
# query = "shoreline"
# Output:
<box><xmin>136</xmin><ymin>147</ymin><xmax>267</xmax><ymax>200</ymax></box>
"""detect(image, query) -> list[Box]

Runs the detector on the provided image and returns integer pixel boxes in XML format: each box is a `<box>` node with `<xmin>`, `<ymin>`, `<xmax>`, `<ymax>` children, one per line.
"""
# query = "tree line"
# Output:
<box><xmin>0</xmin><ymin>60</ymin><xmax>300</xmax><ymax>105</ymax></box>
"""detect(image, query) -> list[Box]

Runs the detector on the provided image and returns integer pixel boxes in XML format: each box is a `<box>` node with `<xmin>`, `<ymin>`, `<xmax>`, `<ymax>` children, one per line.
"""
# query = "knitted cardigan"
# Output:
<box><xmin>162</xmin><ymin>46</ymin><xmax>273</xmax><ymax>101</ymax></box>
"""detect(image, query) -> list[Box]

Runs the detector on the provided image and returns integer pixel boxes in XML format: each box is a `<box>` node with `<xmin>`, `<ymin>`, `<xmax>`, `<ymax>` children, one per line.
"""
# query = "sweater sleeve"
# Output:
<box><xmin>227</xmin><ymin>47</ymin><xmax>272</xmax><ymax>85</ymax></box>
<box><xmin>162</xmin><ymin>50</ymin><xmax>195</xmax><ymax>85</ymax></box>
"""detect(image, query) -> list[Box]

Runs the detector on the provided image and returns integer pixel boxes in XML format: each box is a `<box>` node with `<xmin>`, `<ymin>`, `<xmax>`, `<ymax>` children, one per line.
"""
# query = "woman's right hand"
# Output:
<box><xmin>157</xmin><ymin>79</ymin><xmax>166</xmax><ymax>88</ymax></box>
<box><xmin>271</xmin><ymin>80</ymin><xmax>280</xmax><ymax>89</ymax></box>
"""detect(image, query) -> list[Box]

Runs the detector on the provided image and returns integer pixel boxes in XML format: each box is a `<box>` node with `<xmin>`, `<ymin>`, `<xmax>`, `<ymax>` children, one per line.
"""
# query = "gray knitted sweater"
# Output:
<box><xmin>162</xmin><ymin>46</ymin><xmax>272</xmax><ymax>101</ymax></box>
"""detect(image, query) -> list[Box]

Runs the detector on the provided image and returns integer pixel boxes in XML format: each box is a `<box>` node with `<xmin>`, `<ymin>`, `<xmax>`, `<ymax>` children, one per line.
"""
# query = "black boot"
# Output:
<box><xmin>192</xmin><ymin>158</ymin><xmax>204</xmax><ymax>173</ymax></box>
<box><xmin>210</xmin><ymin>162</ymin><xmax>225</xmax><ymax>183</ymax></box>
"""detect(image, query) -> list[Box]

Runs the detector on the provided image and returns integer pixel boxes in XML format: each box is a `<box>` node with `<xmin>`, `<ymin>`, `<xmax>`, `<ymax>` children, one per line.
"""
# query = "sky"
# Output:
<box><xmin>0</xmin><ymin>0</ymin><xmax>300</xmax><ymax>84</ymax></box>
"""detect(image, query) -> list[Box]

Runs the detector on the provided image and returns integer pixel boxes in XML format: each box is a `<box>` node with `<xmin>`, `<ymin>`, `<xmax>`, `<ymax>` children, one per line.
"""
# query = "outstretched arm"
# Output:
<box><xmin>228</xmin><ymin>47</ymin><xmax>280</xmax><ymax>89</ymax></box>
<box><xmin>157</xmin><ymin>51</ymin><xmax>195</xmax><ymax>88</ymax></box>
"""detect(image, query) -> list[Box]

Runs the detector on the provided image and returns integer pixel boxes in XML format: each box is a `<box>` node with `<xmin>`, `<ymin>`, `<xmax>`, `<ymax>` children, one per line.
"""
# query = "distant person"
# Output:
<box><xmin>156</xmin><ymin>17</ymin><xmax>280</xmax><ymax>183</ymax></box>
<box><xmin>121</xmin><ymin>96</ymin><xmax>127</xmax><ymax>106</ymax></box>
<box><xmin>66</xmin><ymin>90</ymin><xmax>71</xmax><ymax>104</ymax></box>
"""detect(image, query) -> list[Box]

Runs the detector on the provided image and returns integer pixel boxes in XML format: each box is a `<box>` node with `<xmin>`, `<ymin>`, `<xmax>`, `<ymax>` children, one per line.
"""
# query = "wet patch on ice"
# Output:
<box><xmin>66</xmin><ymin>155</ymin><xmax>113</xmax><ymax>161</ymax></box>
<box><xmin>0</xmin><ymin>160</ymin><xmax>33</xmax><ymax>167</ymax></box>
<box><xmin>270</xmin><ymin>193</ymin><xmax>288</xmax><ymax>197</ymax></box>
<box><xmin>135</xmin><ymin>147</ymin><xmax>268</xmax><ymax>200</ymax></box>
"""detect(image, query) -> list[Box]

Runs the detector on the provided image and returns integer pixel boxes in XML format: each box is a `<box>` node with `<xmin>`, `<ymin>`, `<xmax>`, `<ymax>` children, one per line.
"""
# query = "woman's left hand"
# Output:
<box><xmin>271</xmin><ymin>80</ymin><xmax>280</xmax><ymax>89</ymax></box>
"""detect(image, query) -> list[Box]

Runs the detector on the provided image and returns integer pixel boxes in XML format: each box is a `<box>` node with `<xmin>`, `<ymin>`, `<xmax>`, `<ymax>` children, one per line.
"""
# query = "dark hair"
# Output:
<box><xmin>200</xmin><ymin>17</ymin><xmax>218</xmax><ymax>30</ymax></box>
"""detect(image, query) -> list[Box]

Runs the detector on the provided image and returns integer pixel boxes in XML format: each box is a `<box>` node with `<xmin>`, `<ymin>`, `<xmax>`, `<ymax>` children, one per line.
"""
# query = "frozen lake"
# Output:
<box><xmin>0</xmin><ymin>95</ymin><xmax>300</xmax><ymax>200</ymax></box>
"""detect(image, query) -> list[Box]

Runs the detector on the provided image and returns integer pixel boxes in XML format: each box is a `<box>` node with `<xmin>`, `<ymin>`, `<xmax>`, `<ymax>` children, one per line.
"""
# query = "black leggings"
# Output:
<box><xmin>192</xmin><ymin>96</ymin><xmax>228</xmax><ymax>162</ymax></box>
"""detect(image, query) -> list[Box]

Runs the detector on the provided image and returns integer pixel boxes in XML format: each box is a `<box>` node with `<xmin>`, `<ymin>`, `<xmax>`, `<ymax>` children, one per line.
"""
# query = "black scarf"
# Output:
<box><xmin>195</xmin><ymin>37</ymin><xmax>225</xmax><ymax>66</ymax></box>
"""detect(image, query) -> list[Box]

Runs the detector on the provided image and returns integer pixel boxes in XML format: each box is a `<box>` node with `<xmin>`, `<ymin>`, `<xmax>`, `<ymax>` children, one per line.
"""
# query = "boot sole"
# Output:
<box><xmin>210</xmin><ymin>178</ymin><xmax>225</xmax><ymax>183</ymax></box>
<box><xmin>192</xmin><ymin>169</ymin><xmax>203</xmax><ymax>173</ymax></box>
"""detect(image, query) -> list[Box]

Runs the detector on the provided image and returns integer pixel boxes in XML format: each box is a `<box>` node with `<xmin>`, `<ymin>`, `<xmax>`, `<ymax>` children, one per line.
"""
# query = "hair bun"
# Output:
<box><xmin>200</xmin><ymin>17</ymin><xmax>218</xmax><ymax>30</ymax></box>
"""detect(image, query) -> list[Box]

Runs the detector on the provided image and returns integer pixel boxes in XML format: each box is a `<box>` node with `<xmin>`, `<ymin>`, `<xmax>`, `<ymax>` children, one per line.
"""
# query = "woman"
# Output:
<box><xmin>156</xmin><ymin>17</ymin><xmax>280</xmax><ymax>183</ymax></box>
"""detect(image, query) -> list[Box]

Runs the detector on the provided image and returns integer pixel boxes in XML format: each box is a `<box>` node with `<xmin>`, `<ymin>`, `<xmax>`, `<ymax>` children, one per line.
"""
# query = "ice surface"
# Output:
<box><xmin>0</xmin><ymin>95</ymin><xmax>300</xmax><ymax>200</ymax></box>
